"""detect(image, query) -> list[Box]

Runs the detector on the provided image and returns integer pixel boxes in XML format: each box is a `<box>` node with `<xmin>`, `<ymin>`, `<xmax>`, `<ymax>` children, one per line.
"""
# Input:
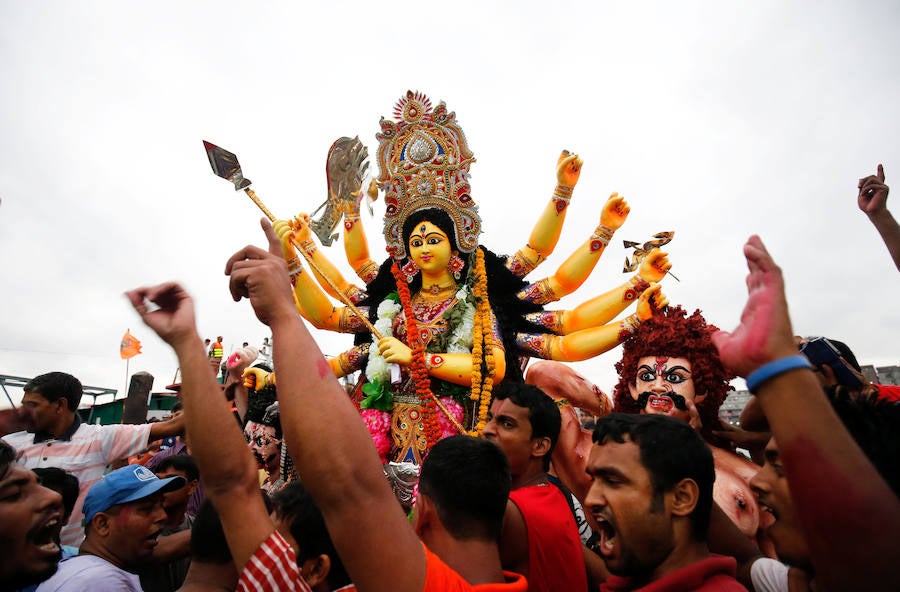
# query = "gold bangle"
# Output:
<box><xmin>356</xmin><ymin>260</ymin><xmax>380</xmax><ymax>284</ymax></box>
<box><xmin>589</xmin><ymin>225</ymin><xmax>614</xmax><ymax>251</ymax></box>
<box><xmin>620</xmin><ymin>313</ymin><xmax>642</xmax><ymax>335</ymax></box>
<box><xmin>554</xmin><ymin>184</ymin><xmax>574</xmax><ymax>198</ymax></box>
<box><xmin>299</xmin><ymin>239</ymin><xmax>317</xmax><ymax>255</ymax></box>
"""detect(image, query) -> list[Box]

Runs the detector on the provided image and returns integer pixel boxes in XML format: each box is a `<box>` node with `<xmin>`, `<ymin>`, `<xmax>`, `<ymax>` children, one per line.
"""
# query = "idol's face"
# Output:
<box><xmin>628</xmin><ymin>356</ymin><xmax>703</xmax><ymax>423</ymax></box>
<box><xmin>407</xmin><ymin>221</ymin><xmax>452</xmax><ymax>275</ymax></box>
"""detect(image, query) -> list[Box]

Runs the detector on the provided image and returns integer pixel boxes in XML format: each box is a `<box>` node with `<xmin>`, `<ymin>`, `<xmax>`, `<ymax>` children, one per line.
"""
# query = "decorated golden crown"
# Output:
<box><xmin>377</xmin><ymin>91</ymin><xmax>479</xmax><ymax>260</ymax></box>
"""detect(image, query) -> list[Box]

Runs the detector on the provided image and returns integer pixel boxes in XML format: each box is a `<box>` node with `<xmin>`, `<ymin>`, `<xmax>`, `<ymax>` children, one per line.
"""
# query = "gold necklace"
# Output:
<box><xmin>423</xmin><ymin>282</ymin><xmax>457</xmax><ymax>296</ymax></box>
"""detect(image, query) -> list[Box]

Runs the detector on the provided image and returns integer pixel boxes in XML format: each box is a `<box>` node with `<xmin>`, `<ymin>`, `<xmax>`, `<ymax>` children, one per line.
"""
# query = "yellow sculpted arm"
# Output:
<box><xmin>288</xmin><ymin>214</ymin><xmax>368</xmax><ymax>305</ymax></box>
<box><xmin>506</xmin><ymin>151</ymin><xmax>583</xmax><ymax>277</ymax></box>
<box><xmin>378</xmin><ymin>336</ymin><xmax>507</xmax><ymax>387</ymax></box>
<box><xmin>517</xmin><ymin>193</ymin><xmax>631</xmax><ymax>305</ymax></box>
<box><xmin>273</xmin><ymin>220</ymin><xmax>365</xmax><ymax>333</ymax></box>
<box><xmin>518</xmin><ymin>284</ymin><xmax>668</xmax><ymax>362</ymax></box>
<box><xmin>329</xmin><ymin>344</ymin><xmax>371</xmax><ymax>379</ymax></box>
<box><xmin>553</xmin><ymin>249</ymin><xmax>672</xmax><ymax>333</ymax></box>
<box><xmin>344</xmin><ymin>180</ymin><xmax>381</xmax><ymax>285</ymax></box>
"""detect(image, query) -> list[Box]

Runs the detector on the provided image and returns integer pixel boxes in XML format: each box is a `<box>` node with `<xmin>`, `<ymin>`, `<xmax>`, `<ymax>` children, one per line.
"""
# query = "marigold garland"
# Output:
<box><xmin>391</xmin><ymin>262</ymin><xmax>442</xmax><ymax>451</ymax></box>
<box><xmin>469</xmin><ymin>249</ymin><xmax>495</xmax><ymax>435</ymax></box>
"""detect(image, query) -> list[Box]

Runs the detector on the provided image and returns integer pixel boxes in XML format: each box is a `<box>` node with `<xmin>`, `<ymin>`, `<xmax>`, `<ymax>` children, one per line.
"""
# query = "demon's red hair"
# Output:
<box><xmin>613</xmin><ymin>306</ymin><xmax>734</xmax><ymax>441</ymax></box>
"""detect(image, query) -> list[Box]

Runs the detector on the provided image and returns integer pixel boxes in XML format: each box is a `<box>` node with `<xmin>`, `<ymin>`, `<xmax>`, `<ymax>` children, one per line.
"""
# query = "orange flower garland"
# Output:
<box><xmin>391</xmin><ymin>262</ymin><xmax>442</xmax><ymax>450</ymax></box>
<box><xmin>469</xmin><ymin>249</ymin><xmax>495</xmax><ymax>435</ymax></box>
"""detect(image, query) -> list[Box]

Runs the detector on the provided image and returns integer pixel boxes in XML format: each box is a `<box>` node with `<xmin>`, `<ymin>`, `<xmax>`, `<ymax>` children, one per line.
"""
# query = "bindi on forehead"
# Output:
<box><xmin>655</xmin><ymin>356</ymin><xmax>669</xmax><ymax>374</ymax></box>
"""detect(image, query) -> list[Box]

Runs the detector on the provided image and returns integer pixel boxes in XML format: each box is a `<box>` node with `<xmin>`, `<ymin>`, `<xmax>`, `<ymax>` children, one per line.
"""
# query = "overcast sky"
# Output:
<box><xmin>1</xmin><ymin>1</ymin><xmax>898</xmax><ymax>408</ymax></box>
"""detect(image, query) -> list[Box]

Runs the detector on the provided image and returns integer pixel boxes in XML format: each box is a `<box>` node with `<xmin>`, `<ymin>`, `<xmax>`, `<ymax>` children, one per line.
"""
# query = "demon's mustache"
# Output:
<box><xmin>636</xmin><ymin>391</ymin><xmax>688</xmax><ymax>411</ymax></box>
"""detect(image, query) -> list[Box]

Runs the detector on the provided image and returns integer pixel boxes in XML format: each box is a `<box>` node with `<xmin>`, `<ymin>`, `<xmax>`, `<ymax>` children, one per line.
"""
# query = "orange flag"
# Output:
<box><xmin>120</xmin><ymin>330</ymin><xmax>142</xmax><ymax>360</ymax></box>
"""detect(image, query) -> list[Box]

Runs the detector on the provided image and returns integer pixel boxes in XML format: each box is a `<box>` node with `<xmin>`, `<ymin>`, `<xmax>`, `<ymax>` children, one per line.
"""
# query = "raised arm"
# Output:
<box><xmin>343</xmin><ymin>180</ymin><xmax>381</xmax><ymax>284</ymax></box>
<box><xmin>225</xmin><ymin>219</ymin><xmax>426</xmax><ymax>592</ymax></box>
<box><xmin>224</xmin><ymin>346</ymin><xmax>258</xmax><ymax>422</ymax></box>
<box><xmin>273</xmin><ymin>219</ymin><xmax>369</xmax><ymax>334</ymax></box>
<box><xmin>516</xmin><ymin>193</ymin><xmax>630</xmax><ymax>305</ymax></box>
<box><xmin>711</xmin><ymin>235</ymin><xmax>900</xmax><ymax>592</ymax></box>
<box><xmin>506</xmin><ymin>151</ymin><xmax>584</xmax><ymax>277</ymax></box>
<box><xmin>126</xmin><ymin>283</ymin><xmax>273</xmax><ymax>572</ymax></box>
<box><xmin>284</xmin><ymin>214</ymin><xmax>368</xmax><ymax>304</ymax></box>
<box><xmin>858</xmin><ymin>164</ymin><xmax>900</xmax><ymax>271</ymax></box>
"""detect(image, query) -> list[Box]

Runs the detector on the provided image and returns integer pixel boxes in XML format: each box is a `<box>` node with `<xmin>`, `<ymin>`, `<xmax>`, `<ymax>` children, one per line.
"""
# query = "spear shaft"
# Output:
<box><xmin>243</xmin><ymin>187</ymin><xmax>382</xmax><ymax>339</ymax></box>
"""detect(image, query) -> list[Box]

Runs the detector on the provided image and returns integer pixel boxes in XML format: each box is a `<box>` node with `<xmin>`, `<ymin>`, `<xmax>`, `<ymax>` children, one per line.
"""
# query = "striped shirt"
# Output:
<box><xmin>3</xmin><ymin>420</ymin><xmax>152</xmax><ymax>546</ymax></box>
<box><xmin>237</xmin><ymin>530</ymin><xmax>311</xmax><ymax>592</ymax></box>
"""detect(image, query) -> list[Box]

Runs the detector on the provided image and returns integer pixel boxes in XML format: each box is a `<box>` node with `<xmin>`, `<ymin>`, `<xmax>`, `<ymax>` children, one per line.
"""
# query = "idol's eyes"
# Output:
<box><xmin>636</xmin><ymin>369</ymin><xmax>689</xmax><ymax>384</ymax></box>
<box><xmin>409</xmin><ymin>234</ymin><xmax>445</xmax><ymax>248</ymax></box>
<box><xmin>638</xmin><ymin>370</ymin><xmax>656</xmax><ymax>383</ymax></box>
<box><xmin>665</xmin><ymin>372</ymin><xmax>688</xmax><ymax>384</ymax></box>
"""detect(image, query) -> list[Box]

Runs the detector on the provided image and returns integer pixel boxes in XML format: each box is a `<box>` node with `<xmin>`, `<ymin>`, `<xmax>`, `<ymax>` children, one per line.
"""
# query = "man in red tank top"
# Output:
<box><xmin>483</xmin><ymin>383</ymin><xmax>589</xmax><ymax>592</ymax></box>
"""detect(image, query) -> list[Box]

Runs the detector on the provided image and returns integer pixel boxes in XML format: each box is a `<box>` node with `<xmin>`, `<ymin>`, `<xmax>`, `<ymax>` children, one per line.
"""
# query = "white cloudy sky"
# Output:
<box><xmin>1</xmin><ymin>1</ymin><xmax>898</xmax><ymax>407</ymax></box>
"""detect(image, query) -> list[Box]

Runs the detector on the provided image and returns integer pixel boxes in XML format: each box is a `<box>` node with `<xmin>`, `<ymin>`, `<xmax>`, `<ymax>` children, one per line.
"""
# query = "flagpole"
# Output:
<box><xmin>123</xmin><ymin>327</ymin><xmax>130</xmax><ymax>401</ymax></box>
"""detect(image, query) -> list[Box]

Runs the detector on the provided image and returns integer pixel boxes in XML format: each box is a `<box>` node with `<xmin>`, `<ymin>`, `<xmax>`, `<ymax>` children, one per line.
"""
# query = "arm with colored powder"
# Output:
<box><xmin>224</xmin><ymin>219</ymin><xmax>426</xmax><ymax>592</ymax></box>
<box><xmin>712</xmin><ymin>235</ymin><xmax>900</xmax><ymax>592</ymax></box>
<box><xmin>126</xmin><ymin>283</ymin><xmax>275</xmax><ymax>571</ymax></box>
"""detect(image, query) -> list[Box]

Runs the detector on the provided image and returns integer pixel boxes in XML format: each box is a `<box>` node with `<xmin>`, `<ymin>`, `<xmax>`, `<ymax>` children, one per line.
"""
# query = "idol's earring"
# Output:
<box><xmin>401</xmin><ymin>258</ymin><xmax>420</xmax><ymax>283</ymax></box>
<box><xmin>447</xmin><ymin>252</ymin><xmax>465</xmax><ymax>280</ymax></box>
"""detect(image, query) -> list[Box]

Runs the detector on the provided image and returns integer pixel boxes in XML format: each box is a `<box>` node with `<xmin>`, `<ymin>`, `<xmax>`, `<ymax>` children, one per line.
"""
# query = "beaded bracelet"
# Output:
<box><xmin>289</xmin><ymin>265</ymin><xmax>304</xmax><ymax>287</ymax></box>
<box><xmin>299</xmin><ymin>239</ymin><xmax>317</xmax><ymax>255</ymax></box>
<box><xmin>619</xmin><ymin>313</ymin><xmax>641</xmax><ymax>334</ymax></box>
<box><xmin>590</xmin><ymin>224</ymin><xmax>615</xmax><ymax>251</ymax></box>
<box><xmin>552</xmin><ymin>185</ymin><xmax>573</xmax><ymax>212</ymax></box>
<box><xmin>745</xmin><ymin>355</ymin><xmax>813</xmax><ymax>394</ymax></box>
<box><xmin>554</xmin><ymin>184</ymin><xmax>574</xmax><ymax>198</ymax></box>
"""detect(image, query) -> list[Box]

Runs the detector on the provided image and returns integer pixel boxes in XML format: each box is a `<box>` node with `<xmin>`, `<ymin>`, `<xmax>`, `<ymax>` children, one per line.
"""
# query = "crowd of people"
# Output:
<box><xmin>1</xmin><ymin>92</ymin><xmax>898</xmax><ymax>592</ymax></box>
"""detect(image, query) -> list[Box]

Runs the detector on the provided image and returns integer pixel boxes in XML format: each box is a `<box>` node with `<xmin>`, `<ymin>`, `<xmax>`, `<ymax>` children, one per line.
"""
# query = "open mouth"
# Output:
<box><xmin>636</xmin><ymin>391</ymin><xmax>688</xmax><ymax>414</ymax></box>
<box><xmin>758</xmin><ymin>500</ymin><xmax>778</xmax><ymax>520</ymax></box>
<box><xmin>145</xmin><ymin>529</ymin><xmax>162</xmax><ymax>547</ymax></box>
<box><xmin>29</xmin><ymin>515</ymin><xmax>62</xmax><ymax>555</ymax></box>
<box><xmin>593</xmin><ymin>515</ymin><xmax>617</xmax><ymax>558</ymax></box>
<box><xmin>648</xmin><ymin>395</ymin><xmax>674</xmax><ymax>413</ymax></box>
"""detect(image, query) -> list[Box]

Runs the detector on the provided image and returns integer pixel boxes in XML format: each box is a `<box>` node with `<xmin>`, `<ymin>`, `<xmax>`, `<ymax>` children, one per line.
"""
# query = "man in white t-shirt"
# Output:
<box><xmin>37</xmin><ymin>464</ymin><xmax>185</xmax><ymax>592</ymax></box>
<box><xmin>2</xmin><ymin>372</ymin><xmax>184</xmax><ymax>546</ymax></box>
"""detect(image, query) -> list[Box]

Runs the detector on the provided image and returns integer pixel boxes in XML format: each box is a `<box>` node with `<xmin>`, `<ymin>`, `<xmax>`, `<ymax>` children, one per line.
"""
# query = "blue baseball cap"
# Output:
<box><xmin>83</xmin><ymin>465</ymin><xmax>185</xmax><ymax>524</ymax></box>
